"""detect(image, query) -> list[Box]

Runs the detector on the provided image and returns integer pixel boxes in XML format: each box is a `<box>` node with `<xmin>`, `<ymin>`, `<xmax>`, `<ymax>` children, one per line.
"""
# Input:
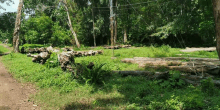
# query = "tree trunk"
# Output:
<box><xmin>114</xmin><ymin>0</ymin><xmax>117</xmax><ymax>44</ymax></box>
<box><xmin>213</xmin><ymin>0</ymin><xmax>220</xmax><ymax>59</ymax></box>
<box><xmin>13</xmin><ymin>0</ymin><xmax>23</xmax><ymax>53</ymax></box>
<box><xmin>124</xmin><ymin>27</ymin><xmax>127</xmax><ymax>43</ymax></box>
<box><xmin>113</xmin><ymin>71</ymin><xmax>169</xmax><ymax>79</ymax></box>
<box><xmin>109</xmin><ymin>0</ymin><xmax>114</xmax><ymax>46</ymax></box>
<box><xmin>63</xmin><ymin>0</ymin><xmax>80</xmax><ymax>48</ymax></box>
<box><xmin>92</xmin><ymin>8</ymin><xmax>96</xmax><ymax>47</ymax></box>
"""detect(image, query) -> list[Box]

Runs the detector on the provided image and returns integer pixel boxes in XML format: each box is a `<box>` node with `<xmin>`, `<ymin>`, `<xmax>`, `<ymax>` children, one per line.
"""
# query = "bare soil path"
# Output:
<box><xmin>0</xmin><ymin>44</ymin><xmax>40</xmax><ymax>110</ymax></box>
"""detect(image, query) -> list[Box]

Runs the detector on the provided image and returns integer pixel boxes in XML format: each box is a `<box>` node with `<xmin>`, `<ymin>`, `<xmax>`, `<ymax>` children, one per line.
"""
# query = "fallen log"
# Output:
<box><xmin>58</xmin><ymin>51</ymin><xmax>75</xmax><ymax>71</ymax></box>
<box><xmin>121</xmin><ymin>57</ymin><xmax>220</xmax><ymax>75</ymax></box>
<box><xmin>181</xmin><ymin>75</ymin><xmax>220</xmax><ymax>87</ymax></box>
<box><xmin>113</xmin><ymin>71</ymin><xmax>169</xmax><ymax>79</ymax></box>
<box><xmin>152</xmin><ymin>65</ymin><xmax>220</xmax><ymax>75</ymax></box>
<box><xmin>180</xmin><ymin>47</ymin><xmax>216</xmax><ymax>52</ymax></box>
<box><xmin>32</xmin><ymin>52</ymin><xmax>51</xmax><ymax>64</ymax></box>
<box><xmin>0</xmin><ymin>53</ymin><xmax>10</xmax><ymax>56</ymax></box>
<box><xmin>104</xmin><ymin>45</ymin><xmax>131</xmax><ymax>49</ymax></box>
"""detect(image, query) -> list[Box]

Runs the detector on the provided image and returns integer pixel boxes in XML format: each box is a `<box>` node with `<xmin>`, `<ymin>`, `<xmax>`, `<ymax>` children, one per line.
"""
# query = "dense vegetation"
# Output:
<box><xmin>0</xmin><ymin>0</ymin><xmax>215</xmax><ymax>47</ymax></box>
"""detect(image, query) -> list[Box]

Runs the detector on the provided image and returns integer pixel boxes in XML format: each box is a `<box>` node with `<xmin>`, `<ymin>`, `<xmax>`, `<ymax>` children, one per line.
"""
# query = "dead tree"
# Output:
<box><xmin>13</xmin><ymin>0</ymin><xmax>23</xmax><ymax>53</ymax></box>
<box><xmin>63</xmin><ymin>0</ymin><xmax>81</xmax><ymax>48</ymax></box>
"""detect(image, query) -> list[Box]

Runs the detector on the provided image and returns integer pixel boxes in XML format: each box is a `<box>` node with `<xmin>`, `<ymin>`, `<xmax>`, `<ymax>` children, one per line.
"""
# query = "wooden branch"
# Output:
<box><xmin>63</xmin><ymin>0</ymin><xmax>80</xmax><ymax>48</ymax></box>
<box><xmin>113</xmin><ymin>71</ymin><xmax>169</xmax><ymax>79</ymax></box>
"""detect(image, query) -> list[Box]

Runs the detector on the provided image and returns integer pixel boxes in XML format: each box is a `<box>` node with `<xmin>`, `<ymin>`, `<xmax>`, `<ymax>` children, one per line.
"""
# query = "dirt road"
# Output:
<box><xmin>0</xmin><ymin>58</ymin><xmax>40</xmax><ymax>110</ymax></box>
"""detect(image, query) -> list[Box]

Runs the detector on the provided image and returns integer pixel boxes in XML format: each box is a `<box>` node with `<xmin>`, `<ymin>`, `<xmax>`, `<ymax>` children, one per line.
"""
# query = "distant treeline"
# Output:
<box><xmin>0</xmin><ymin>0</ymin><xmax>215</xmax><ymax>47</ymax></box>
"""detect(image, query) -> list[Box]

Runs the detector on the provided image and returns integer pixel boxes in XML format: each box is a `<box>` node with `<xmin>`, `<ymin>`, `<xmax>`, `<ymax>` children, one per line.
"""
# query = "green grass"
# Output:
<box><xmin>1</xmin><ymin>45</ymin><xmax>220</xmax><ymax>109</ymax></box>
<box><xmin>0</xmin><ymin>45</ymin><xmax>10</xmax><ymax>53</ymax></box>
<box><xmin>21</xmin><ymin>44</ymin><xmax>49</xmax><ymax>48</ymax></box>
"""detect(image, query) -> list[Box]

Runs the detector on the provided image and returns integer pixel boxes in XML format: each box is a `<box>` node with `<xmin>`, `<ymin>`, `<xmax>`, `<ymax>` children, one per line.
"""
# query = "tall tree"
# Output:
<box><xmin>13</xmin><ymin>0</ymin><xmax>23</xmax><ymax>52</ymax></box>
<box><xmin>114</xmin><ymin>0</ymin><xmax>117</xmax><ymax>44</ymax></box>
<box><xmin>62</xmin><ymin>0</ymin><xmax>80</xmax><ymax>48</ymax></box>
<box><xmin>91</xmin><ymin>0</ymin><xmax>96</xmax><ymax>47</ymax></box>
<box><xmin>109</xmin><ymin>0</ymin><xmax>114</xmax><ymax>46</ymax></box>
<box><xmin>212</xmin><ymin>0</ymin><xmax>220</xmax><ymax>59</ymax></box>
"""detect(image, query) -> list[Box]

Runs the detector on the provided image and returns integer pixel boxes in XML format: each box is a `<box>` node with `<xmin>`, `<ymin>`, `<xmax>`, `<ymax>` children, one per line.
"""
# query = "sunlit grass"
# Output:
<box><xmin>0</xmin><ymin>45</ymin><xmax>10</xmax><ymax>53</ymax></box>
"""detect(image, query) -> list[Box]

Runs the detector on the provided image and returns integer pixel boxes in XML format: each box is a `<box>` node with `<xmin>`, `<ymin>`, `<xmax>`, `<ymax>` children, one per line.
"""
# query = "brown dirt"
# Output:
<box><xmin>0</xmin><ymin>57</ymin><xmax>40</xmax><ymax>109</ymax></box>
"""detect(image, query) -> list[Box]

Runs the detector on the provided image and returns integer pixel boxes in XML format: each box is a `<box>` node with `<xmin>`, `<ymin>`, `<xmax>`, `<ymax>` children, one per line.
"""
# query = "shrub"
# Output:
<box><xmin>77</xmin><ymin>62</ymin><xmax>111</xmax><ymax>85</ymax></box>
<box><xmin>44</xmin><ymin>53</ymin><xmax>59</xmax><ymax>68</ymax></box>
<box><xmin>158</xmin><ymin>72</ymin><xmax>185</xmax><ymax>88</ymax></box>
<box><xmin>22</xmin><ymin>44</ymin><xmax>45</xmax><ymax>48</ymax></box>
<box><xmin>201</xmin><ymin>78</ymin><xmax>215</xmax><ymax>96</ymax></box>
<box><xmin>50</xmin><ymin>22</ymin><xmax>72</xmax><ymax>46</ymax></box>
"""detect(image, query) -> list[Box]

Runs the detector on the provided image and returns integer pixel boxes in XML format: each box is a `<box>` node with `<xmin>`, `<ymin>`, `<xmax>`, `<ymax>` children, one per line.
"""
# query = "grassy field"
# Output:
<box><xmin>1</xmin><ymin>45</ymin><xmax>220</xmax><ymax>109</ymax></box>
<box><xmin>0</xmin><ymin>45</ymin><xmax>10</xmax><ymax>54</ymax></box>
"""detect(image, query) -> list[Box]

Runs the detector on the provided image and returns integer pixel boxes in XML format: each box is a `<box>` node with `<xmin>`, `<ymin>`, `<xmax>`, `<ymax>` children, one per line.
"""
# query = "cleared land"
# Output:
<box><xmin>1</xmin><ymin>44</ymin><xmax>220</xmax><ymax>109</ymax></box>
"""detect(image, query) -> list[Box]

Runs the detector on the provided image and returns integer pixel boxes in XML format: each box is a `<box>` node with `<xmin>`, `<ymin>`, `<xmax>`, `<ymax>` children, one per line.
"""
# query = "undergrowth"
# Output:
<box><xmin>1</xmin><ymin>45</ymin><xmax>220</xmax><ymax>109</ymax></box>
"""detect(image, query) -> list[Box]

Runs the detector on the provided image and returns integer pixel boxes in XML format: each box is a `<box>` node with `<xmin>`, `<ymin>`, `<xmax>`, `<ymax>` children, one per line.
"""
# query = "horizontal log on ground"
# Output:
<box><xmin>113</xmin><ymin>71</ymin><xmax>169</xmax><ymax>79</ymax></box>
<box><xmin>166</xmin><ymin>66</ymin><xmax>220</xmax><ymax>75</ymax></box>
<box><xmin>104</xmin><ymin>45</ymin><xmax>131</xmax><ymax>49</ymax></box>
<box><xmin>0</xmin><ymin>53</ymin><xmax>10</xmax><ymax>56</ymax></box>
<box><xmin>182</xmin><ymin>78</ymin><xmax>220</xmax><ymax>87</ymax></box>
<box><xmin>121</xmin><ymin>57</ymin><xmax>220</xmax><ymax>75</ymax></box>
<box><xmin>122</xmin><ymin>57</ymin><xmax>219</xmax><ymax>63</ymax></box>
<box><xmin>21</xmin><ymin>46</ymin><xmax>57</xmax><ymax>54</ymax></box>
<box><xmin>180</xmin><ymin>47</ymin><xmax>216</xmax><ymax>52</ymax></box>
<box><xmin>32</xmin><ymin>52</ymin><xmax>51</xmax><ymax>64</ymax></box>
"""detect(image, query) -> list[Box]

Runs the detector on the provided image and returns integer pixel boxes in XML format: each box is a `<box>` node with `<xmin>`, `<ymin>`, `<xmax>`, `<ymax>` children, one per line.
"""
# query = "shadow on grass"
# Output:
<box><xmin>62</xmin><ymin>97</ymin><xmax>125</xmax><ymax>110</ymax></box>
<box><xmin>64</xmin><ymin>62</ymin><xmax>220</xmax><ymax>109</ymax></box>
<box><xmin>63</xmin><ymin>103</ymin><xmax>93</xmax><ymax>110</ymax></box>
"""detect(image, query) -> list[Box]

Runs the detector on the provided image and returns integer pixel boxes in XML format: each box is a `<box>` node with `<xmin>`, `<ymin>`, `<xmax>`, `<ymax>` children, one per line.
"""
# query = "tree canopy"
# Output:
<box><xmin>0</xmin><ymin>0</ymin><xmax>216</xmax><ymax>47</ymax></box>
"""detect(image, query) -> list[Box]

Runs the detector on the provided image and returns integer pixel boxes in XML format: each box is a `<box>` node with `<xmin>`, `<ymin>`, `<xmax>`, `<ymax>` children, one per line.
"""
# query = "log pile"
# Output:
<box><xmin>57</xmin><ymin>50</ymin><xmax>102</xmax><ymax>71</ymax></box>
<box><xmin>73</xmin><ymin>50</ymin><xmax>103</xmax><ymax>57</ymax></box>
<box><xmin>21</xmin><ymin>46</ymin><xmax>57</xmax><ymax>53</ymax></box>
<box><xmin>27</xmin><ymin>52</ymin><xmax>51</xmax><ymax>64</ymax></box>
<box><xmin>58</xmin><ymin>51</ymin><xmax>75</xmax><ymax>71</ymax></box>
<box><xmin>104</xmin><ymin>45</ymin><xmax>131</xmax><ymax>49</ymax></box>
<box><xmin>180</xmin><ymin>47</ymin><xmax>216</xmax><ymax>52</ymax></box>
<box><xmin>23</xmin><ymin>46</ymin><xmax>103</xmax><ymax>58</ymax></box>
<box><xmin>121</xmin><ymin>57</ymin><xmax>220</xmax><ymax>75</ymax></box>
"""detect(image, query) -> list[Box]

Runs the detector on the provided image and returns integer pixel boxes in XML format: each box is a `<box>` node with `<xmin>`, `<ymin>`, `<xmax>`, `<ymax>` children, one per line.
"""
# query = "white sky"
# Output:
<box><xmin>0</xmin><ymin>0</ymin><xmax>19</xmax><ymax>13</ymax></box>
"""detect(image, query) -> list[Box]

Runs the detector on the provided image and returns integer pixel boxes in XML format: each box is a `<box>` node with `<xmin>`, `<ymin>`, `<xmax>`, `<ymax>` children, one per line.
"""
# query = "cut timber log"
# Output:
<box><xmin>180</xmin><ymin>74</ymin><xmax>220</xmax><ymax>87</ymax></box>
<box><xmin>121</xmin><ymin>57</ymin><xmax>220</xmax><ymax>75</ymax></box>
<box><xmin>32</xmin><ymin>52</ymin><xmax>51</xmax><ymax>64</ymax></box>
<box><xmin>113</xmin><ymin>71</ymin><xmax>169</xmax><ymax>79</ymax></box>
<box><xmin>104</xmin><ymin>45</ymin><xmax>131</xmax><ymax>49</ymax></box>
<box><xmin>23</xmin><ymin>46</ymin><xmax>103</xmax><ymax>57</ymax></box>
<box><xmin>180</xmin><ymin>47</ymin><xmax>216</xmax><ymax>52</ymax></box>
<box><xmin>152</xmin><ymin>65</ymin><xmax>220</xmax><ymax>75</ymax></box>
<box><xmin>58</xmin><ymin>51</ymin><xmax>75</xmax><ymax>71</ymax></box>
<box><xmin>0</xmin><ymin>53</ymin><xmax>10</xmax><ymax>56</ymax></box>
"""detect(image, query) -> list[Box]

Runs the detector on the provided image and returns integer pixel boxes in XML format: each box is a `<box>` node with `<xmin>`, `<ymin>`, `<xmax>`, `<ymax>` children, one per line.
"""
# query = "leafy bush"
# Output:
<box><xmin>22</xmin><ymin>44</ymin><xmax>45</xmax><ymax>48</ymax></box>
<box><xmin>77</xmin><ymin>62</ymin><xmax>111</xmax><ymax>85</ymax></box>
<box><xmin>22</xmin><ymin>15</ymin><xmax>53</xmax><ymax>44</ymax></box>
<box><xmin>50</xmin><ymin>22</ymin><xmax>72</xmax><ymax>46</ymax></box>
<box><xmin>44</xmin><ymin>53</ymin><xmax>59</xmax><ymax>68</ymax></box>
<box><xmin>158</xmin><ymin>72</ymin><xmax>185</xmax><ymax>88</ymax></box>
<box><xmin>201</xmin><ymin>78</ymin><xmax>215</xmax><ymax>96</ymax></box>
